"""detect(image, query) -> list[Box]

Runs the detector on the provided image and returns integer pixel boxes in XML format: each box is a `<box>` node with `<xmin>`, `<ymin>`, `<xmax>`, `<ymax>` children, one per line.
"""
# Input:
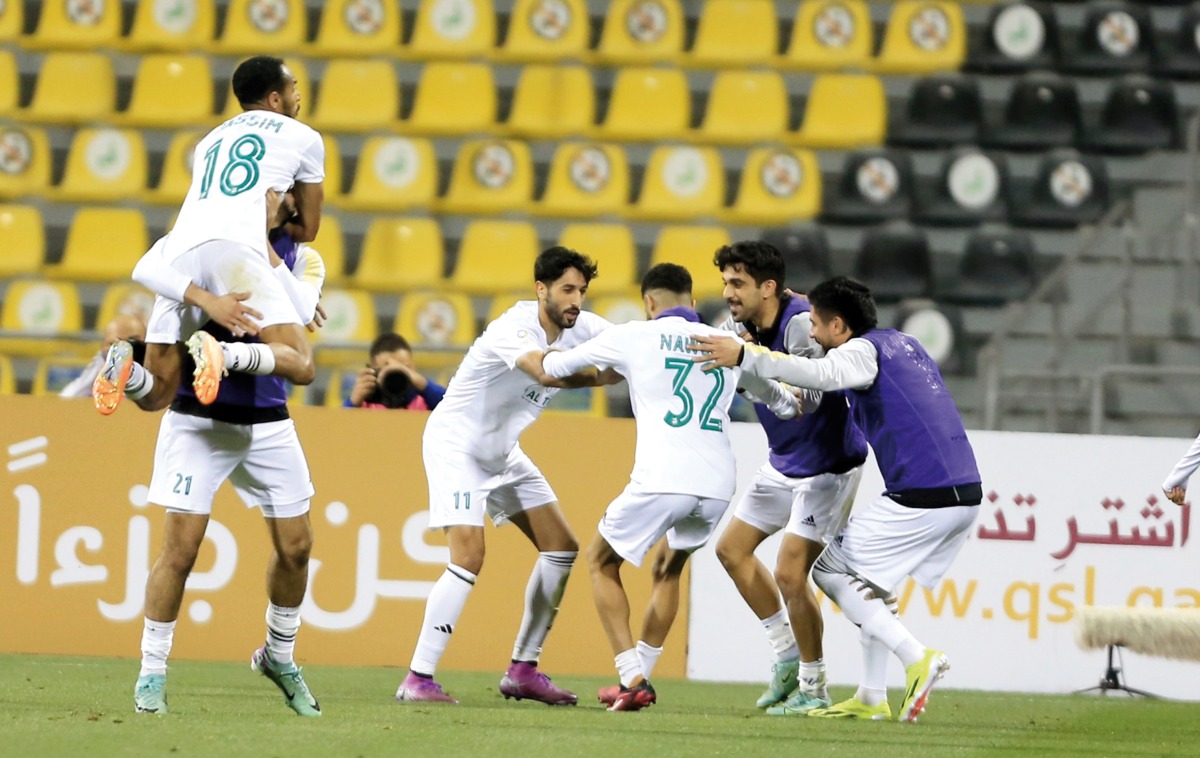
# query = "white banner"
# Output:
<box><xmin>688</xmin><ymin>426</ymin><xmax>1200</xmax><ymax>700</ymax></box>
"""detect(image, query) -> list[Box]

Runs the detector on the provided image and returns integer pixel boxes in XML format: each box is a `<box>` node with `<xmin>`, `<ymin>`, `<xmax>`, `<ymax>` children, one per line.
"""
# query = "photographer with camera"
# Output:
<box><xmin>344</xmin><ymin>333</ymin><xmax>446</xmax><ymax>411</ymax></box>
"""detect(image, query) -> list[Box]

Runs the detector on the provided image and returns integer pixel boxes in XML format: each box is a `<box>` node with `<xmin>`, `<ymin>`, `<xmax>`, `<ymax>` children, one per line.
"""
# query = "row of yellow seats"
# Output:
<box><xmin>0</xmin><ymin>0</ymin><xmax>964</xmax><ymax>74</ymax></box>
<box><xmin>1</xmin><ymin>52</ymin><xmax>887</xmax><ymax>149</ymax></box>
<box><xmin>0</xmin><ymin>128</ymin><xmax>835</xmax><ymax>223</ymax></box>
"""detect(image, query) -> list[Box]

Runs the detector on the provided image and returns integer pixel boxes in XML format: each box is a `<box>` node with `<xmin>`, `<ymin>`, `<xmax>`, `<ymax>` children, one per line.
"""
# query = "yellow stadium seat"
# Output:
<box><xmin>0</xmin><ymin>280</ymin><xmax>84</xmax><ymax>357</ymax></box>
<box><xmin>784</xmin><ymin>0</ymin><xmax>873</xmax><ymax>70</ymax></box>
<box><xmin>120</xmin><ymin>55</ymin><xmax>214</xmax><ymax>127</ymax></box>
<box><xmin>148</xmin><ymin>129</ymin><xmax>203</xmax><ymax>205</ymax></box>
<box><xmin>649</xmin><ymin>226</ymin><xmax>731</xmax><ymax>301</ymax></box>
<box><xmin>689</xmin><ymin>0</ymin><xmax>777</xmax><ymax>68</ymax></box>
<box><xmin>599</xmin><ymin>67</ymin><xmax>690</xmax><ymax>142</ymax></box>
<box><xmin>308</xmin><ymin>59</ymin><xmax>400</xmax><ymax>133</ymax></box>
<box><xmin>27</xmin><ymin>52</ymin><xmax>115</xmax><ymax>124</ymax></box>
<box><xmin>504</xmin><ymin>64</ymin><xmax>593</xmax><ymax>139</ymax></box>
<box><xmin>0</xmin><ymin>354</ymin><xmax>14</xmax><ymax>394</ymax></box>
<box><xmin>452</xmin><ymin>221</ymin><xmax>539</xmax><ymax>295</ymax></box>
<box><xmin>394</xmin><ymin>291</ymin><xmax>477</xmax><ymax>349</ymax></box>
<box><xmin>354</xmin><ymin>217</ymin><xmax>445</xmax><ymax>292</ymax></box>
<box><xmin>499</xmin><ymin>0</ymin><xmax>588</xmax><ymax>62</ymax></box>
<box><xmin>33</xmin><ymin>357</ymin><xmax>94</xmax><ymax>396</ymax></box>
<box><xmin>404</xmin><ymin>0</ymin><xmax>496</xmax><ymax>59</ymax></box>
<box><xmin>0</xmin><ymin>205</ymin><xmax>44</xmax><ymax>276</ymax></box>
<box><xmin>485</xmin><ymin>291</ymin><xmax>530</xmax><ymax>323</ymax></box>
<box><xmin>47</xmin><ymin>208</ymin><xmax>147</xmax><ymax>283</ymax></box>
<box><xmin>95</xmin><ymin>283</ymin><xmax>156</xmax><ymax>328</ymax></box>
<box><xmin>217</xmin><ymin>0</ymin><xmax>306</xmax><ymax>53</ymax></box>
<box><xmin>724</xmin><ymin>147</ymin><xmax>822</xmax><ymax>226</ymax></box>
<box><xmin>596</xmin><ymin>0</ymin><xmax>684</xmax><ymax>65</ymax></box>
<box><xmin>406</xmin><ymin>62</ymin><xmax>496</xmax><ymax>136</ymax></box>
<box><xmin>321</xmin><ymin>133</ymin><xmax>344</xmax><ymax>204</ymax></box>
<box><xmin>558</xmin><ymin>223</ymin><xmax>636</xmax><ymax>295</ymax></box>
<box><xmin>0</xmin><ymin>126</ymin><xmax>51</xmax><ymax>199</ymax></box>
<box><xmin>696</xmin><ymin>70</ymin><xmax>788</xmax><ymax>146</ymax></box>
<box><xmin>0</xmin><ymin>0</ymin><xmax>22</xmax><ymax>42</ymax></box>
<box><xmin>790</xmin><ymin>74</ymin><xmax>885</xmax><ymax>149</ymax></box>
<box><xmin>323</xmin><ymin>366</ymin><xmax>356</xmax><ymax>407</ymax></box>
<box><xmin>874</xmin><ymin>0</ymin><xmax>965</xmax><ymax>74</ymax></box>
<box><xmin>309</xmin><ymin>214</ymin><xmax>345</xmax><ymax>286</ymax></box>
<box><xmin>342</xmin><ymin>136</ymin><xmax>437</xmax><ymax>212</ymax></box>
<box><xmin>27</xmin><ymin>0</ymin><xmax>120</xmax><ymax>49</ymax></box>
<box><xmin>440</xmin><ymin>138</ymin><xmax>533</xmax><ymax>215</ymax></box>
<box><xmin>536</xmin><ymin>142</ymin><xmax>629</xmax><ymax>218</ymax></box>
<box><xmin>308</xmin><ymin>288</ymin><xmax>377</xmax><ymax>365</ymax></box>
<box><xmin>310</xmin><ymin>0</ymin><xmax>404</xmax><ymax>56</ymax></box>
<box><xmin>587</xmin><ymin>295</ymin><xmax>646</xmax><ymax>324</ymax></box>
<box><xmin>0</xmin><ymin>51</ymin><xmax>16</xmax><ymax>116</ymax></box>
<box><xmin>53</xmin><ymin>128</ymin><xmax>148</xmax><ymax>203</ymax></box>
<box><xmin>221</xmin><ymin>57</ymin><xmax>310</xmax><ymax>121</ymax></box>
<box><xmin>125</xmin><ymin>0</ymin><xmax>217</xmax><ymax>51</ymax></box>
<box><xmin>631</xmin><ymin>145</ymin><xmax>724</xmax><ymax>221</ymax></box>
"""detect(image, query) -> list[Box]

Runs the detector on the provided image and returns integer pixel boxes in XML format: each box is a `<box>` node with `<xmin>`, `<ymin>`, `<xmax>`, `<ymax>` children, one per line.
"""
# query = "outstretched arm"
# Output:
<box><xmin>1164</xmin><ymin>433</ymin><xmax>1200</xmax><ymax>504</ymax></box>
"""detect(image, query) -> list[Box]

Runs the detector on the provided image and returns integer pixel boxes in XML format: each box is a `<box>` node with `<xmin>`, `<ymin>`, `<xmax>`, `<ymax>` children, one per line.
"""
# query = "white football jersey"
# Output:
<box><xmin>425</xmin><ymin>301</ymin><xmax>612</xmax><ymax>471</ymax></box>
<box><xmin>164</xmin><ymin>111</ymin><xmax>325</xmax><ymax>260</ymax></box>
<box><xmin>543</xmin><ymin>313</ymin><xmax>742</xmax><ymax>500</ymax></box>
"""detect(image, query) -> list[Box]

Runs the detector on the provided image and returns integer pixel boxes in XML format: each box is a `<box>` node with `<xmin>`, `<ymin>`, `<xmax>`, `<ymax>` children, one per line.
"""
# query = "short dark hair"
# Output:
<box><xmin>806</xmin><ymin>276</ymin><xmax>878</xmax><ymax>336</ymax></box>
<box><xmin>369</xmin><ymin>332</ymin><xmax>412</xmax><ymax>358</ymax></box>
<box><xmin>534</xmin><ymin>246</ymin><xmax>599</xmax><ymax>285</ymax></box>
<box><xmin>713</xmin><ymin>241</ymin><xmax>786</xmax><ymax>292</ymax></box>
<box><xmin>641</xmin><ymin>263</ymin><xmax>692</xmax><ymax>296</ymax></box>
<box><xmin>232</xmin><ymin>56</ymin><xmax>288</xmax><ymax>107</ymax></box>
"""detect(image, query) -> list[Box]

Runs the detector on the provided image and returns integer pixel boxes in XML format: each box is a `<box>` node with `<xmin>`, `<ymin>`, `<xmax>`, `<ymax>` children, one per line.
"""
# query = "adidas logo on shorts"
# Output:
<box><xmin>801</xmin><ymin>515</ymin><xmax>816</xmax><ymax>527</ymax></box>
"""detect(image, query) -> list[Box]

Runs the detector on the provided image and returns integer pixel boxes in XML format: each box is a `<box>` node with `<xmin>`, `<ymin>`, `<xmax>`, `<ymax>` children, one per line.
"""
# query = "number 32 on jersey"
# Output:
<box><xmin>663</xmin><ymin>358</ymin><xmax>725</xmax><ymax>432</ymax></box>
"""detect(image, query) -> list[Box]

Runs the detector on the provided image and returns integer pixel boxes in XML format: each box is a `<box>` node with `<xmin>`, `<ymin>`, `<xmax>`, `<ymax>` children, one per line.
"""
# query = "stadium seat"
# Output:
<box><xmin>148</xmin><ymin>129</ymin><xmax>203</xmax><ymax>205</ymax></box>
<box><xmin>308</xmin><ymin>60</ymin><xmax>400</xmax><ymax>132</ymax></box>
<box><xmin>308</xmin><ymin>289</ymin><xmax>377</xmax><ymax>364</ymax></box>
<box><xmin>599</xmin><ymin>67</ymin><xmax>691</xmax><ymax>142</ymax></box>
<box><xmin>586</xmin><ymin>295</ymin><xmax>646</xmax><ymax>324</ymax></box>
<box><xmin>558</xmin><ymin>223</ymin><xmax>637</xmax><ymax>295</ymax></box>
<box><xmin>889</xmin><ymin>74</ymin><xmax>983</xmax><ymax>148</ymax></box>
<box><xmin>504</xmin><ymin>65</ymin><xmax>594</xmax><ymax>139</ymax></box>
<box><xmin>1062</xmin><ymin>1</ymin><xmax>1153</xmax><ymax>75</ymax></box>
<box><xmin>688</xmin><ymin>0</ymin><xmax>777</xmax><ymax>68</ymax></box>
<box><xmin>982</xmin><ymin>72</ymin><xmax>1081</xmax><ymax>150</ymax></box>
<box><xmin>406</xmin><ymin>62</ymin><xmax>497</xmax><ymax>136</ymax></box>
<box><xmin>95</xmin><ymin>283</ymin><xmax>156</xmax><ymax>328</ymax></box>
<box><xmin>310</xmin><ymin>0</ymin><xmax>404</xmax><ymax>56</ymax></box>
<box><xmin>33</xmin><ymin>357</ymin><xmax>92</xmax><ymax>396</ymax></box>
<box><xmin>782</xmin><ymin>0</ymin><xmax>873</xmax><ymax>71</ymax></box>
<box><xmin>0</xmin><ymin>51</ymin><xmax>16</xmax><ymax>116</ymax></box>
<box><xmin>499</xmin><ymin>0</ymin><xmax>589</xmax><ymax>62</ymax></box>
<box><xmin>1009</xmin><ymin>149</ymin><xmax>1110</xmax><ymax>228</ymax></box>
<box><xmin>914</xmin><ymin>148</ymin><xmax>1008</xmax><ymax>226</ymax></box>
<box><xmin>942</xmin><ymin>229</ymin><xmax>1038</xmax><ymax>306</ymax></box>
<box><xmin>725</xmin><ymin>147</ymin><xmax>821</xmax><ymax>226</ymax></box>
<box><xmin>485</xmin><ymin>291</ymin><xmax>532</xmax><ymax>323</ymax></box>
<box><xmin>452</xmin><ymin>221</ymin><xmax>540</xmax><ymax>295</ymax></box>
<box><xmin>309</xmin><ymin>214</ymin><xmax>346</xmax><ymax>286</ymax></box>
<box><xmin>874</xmin><ymin>0</ymin><xmax>966</xmax><ymax>74</ymax></box>
<box><xmin>120</xmin><ymin>54</ymin><xmax>214</xmax><ymax>127</ymax></box>
<box><xmin>968</xmin><ymin>1</ymin><xmax>1059</xmax><ymax>73</ymax></box>
<box><xmin>124</xmin><ymin>0</ymin><xmax>217</xmax><ymax>51</ymax></box>
<box><xmin>0</xmin><ymin>205</ymin><xmax>44</xmax><ymax>277</ymax></box>
<box><xmin>595</xmin><ymin>0</ymin><xmax>685</xmax><ymax>65</ymax></box>
<box><xmin>0</xmin><ymin>354</ymin><xmax>14</xmax><ymax>394</ymax></box>
<box><xmin>217</xmin><ymin>0</ymin><xmax>307</xmax><ymax>53</ymax></box>
<box><xmin>354</xmin><ymin>217</ymin><xmax>445</xmax><ymax>292</ymax></box>
<box><xmin>0</xmin><ymin>126</ymin><xmax>51</xmax><ymax>198</ymax></box>
<box><xmin>790</xmin><ymin>74</ymin><xmax>885</xmax><ymax>149</ymax></box>
<box><xmin>26</xmin><ymin>0</ymin><xmax>120</xmax><ymax>49</ymax></box>
<box><xmin>0</xmin><ymin>0</ymin><xmax>22</xmax><ymax>42</ymax></box>
<box><xmin>322</xmin><ymin>134</ymin><xmax>345</xmax><ymax>202</ymax></box>
<box><xmin>696</xmin><ymin>70</ymin><xmax>788</xmax><ymax>146</ymax></box>
<box><xmin>26</xmin><ymin>52</ymin><xmax>115</xmax><ymax>124</ymax></box>
<box><xmin>760</xmin><ymin>225</ymin><xmax>832</xmax><ymax>287</ymax></box>
<box><xmin>323</xmin><ymin>367</ymin><xmax>359</xmax><ymax>408</ymax></box>
<box><xmin>404</xmin><ymin>0</ymin><xmax>496</xmax><ymax>59</ymax></box>
<box><xmin>1156</xmin><ymin>3</ymin><xmax>1200</xmax><ymax>78</ymax></box>
<box><xmin>536</xmin><ymin>142</ymin><xmax>630</xmax><ymax>218</ymax></box>
<box><xmin>222</xmin><ymin>57</ymin><xmax>310</xmax><ymax>120</ymax></box>
<box><xmin>649</xmin><ymin>226</ymin><xmax>732</xmax><ymax>301</ymax></box>
<box><xmin>853</xmin><ymin>224</ymin><xmax>933</xmax><ymax>302</ymax></box>
<box><xmin>47</xmin><ymin>208</ymin><xmax>148</xmax><ymax>283</ymax></box>
<box><xmin>631</xmin><ymin>145</ymin><xmax>724</xmax><ymax>221</ymax></box>
<box><xmin>440</xmin><ymin>138</ymin><xmax>534</xmax><ymax>215</ymax></box>
<box><xmin>53</xmin><ymin>128</ymin><xmax>149</xmax><ymax>203</ymax></box>
<box><xmin>822</xmin><ymin>149</ymin><xmax>913</xmax><ymax>225</ymax></box>
<box><xmin>342</xmin><ymin>136</ymin><xmax>438</xmax><ymax>212</ymax></box>
<box><xmin>395</xmin><ymin>291</ymin><xmax>477</xmax><ymax>350</ymax></box>
<box><xmin>0</xmin><ymin>280</ymin><xmax>84</xmax><ymax>357</ymax></box>
<box><xmin>1083</xmin><ymin>75</ymin><xmax>1180</xmax><ymax>154</ymax></box>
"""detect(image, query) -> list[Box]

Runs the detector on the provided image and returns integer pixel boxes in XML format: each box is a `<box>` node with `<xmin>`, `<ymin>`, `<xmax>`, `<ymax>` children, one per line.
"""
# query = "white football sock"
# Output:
<box><xmin>856</xmin><ymin>628</ymin><xmax>890</xmax><ymax>706</ymax></box>
<box><xmin>799</xmin><ymin>658</ymin><xmax>828</xmax><ymax>697</ymax></box>
<box><xmin>222</xmin><ymin>343</ymin><xmax>275</xmax><ymax>376</ymax></box>
<box><xmin>140</xmin><ymin>618</ymin><xmax>175</xmax><ymax>676</ymax></box>
<box><xmin>511</xmin><ymin>551</ymin><xmax>576</xmax><ymax>663</ymax></box>
<box><xmin>762</xmin><ymin>608</ymin><xmax>800</xmax><ymax>663</ymax></box>
<box><xmin>410</xmin><ymin>564</ymin><xmax>476</xmax><ymax>676</ymax></box>
<box><xmin>636</xmin><ymin>640</ymin><xmax>663</xmax><ymax>680</ymax></box>
<box><xmin>264</xmin><ymin>603</ymin><xmax>301</xmax><ymax>665</ymax></box>
<box><xmin>615</xmin><ymin>648</ymin><xmax>642</xmax><ymax>688</ymax></box>
<box><xmin>126</xmin><ymin>362</ymin><xmax>154</xmax><ymax>400</ymax></box>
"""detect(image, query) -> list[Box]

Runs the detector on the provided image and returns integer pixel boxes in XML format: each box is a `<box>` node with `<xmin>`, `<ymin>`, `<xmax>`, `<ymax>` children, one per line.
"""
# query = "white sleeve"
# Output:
<box><xmin>487</xmin><ymin>319</ymin><xmax>546</xmax><ymax>369</ymax></box>
<box><xmin>290</xmin><ymin>244</ymin><xmax>327</xmax><ymax>291</ymax></box>
<box><xmin>542</xmin><ymin>328</ymin><xmax>627</xmax><ymax>378</ymax></box>
<box><xmin>784</xmin><ymin>312</ymin><xmax>822</xmax><ymax>358</ymax></box>
<box><xmin>736</xmin><ymin>373</ymin><xmax>800</xmax><ymax>419</ymax></box>
<box><xmin>741</xmin><ymin>337</ymin><xmax>879</xmax><ymax>391</ymax></box>
<box><xmin>295</xmin><ymin>133</ymin><xmax>325</xmax><ymax>184</ymax></box>
<box><xmin>131</xmin><ymin>237</ymin><xmax>190</xmax><ymax>303</ymax></box>
<box><xmin>273</xmin><ymin>263</ymin><xmax>318</xmax><ymax>323</ymax></box>
<box><xmin>1164</xmin><ymin>433</ymin><xmax>1200</xmax><ymax>491</ymax></box>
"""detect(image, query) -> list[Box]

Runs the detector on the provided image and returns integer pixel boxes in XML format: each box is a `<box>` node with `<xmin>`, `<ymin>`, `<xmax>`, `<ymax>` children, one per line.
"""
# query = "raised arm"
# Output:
<box><xmin>1164</xmin><ymin>432</ymin><xmax>1200</xmax><ymax>504</ymax></box>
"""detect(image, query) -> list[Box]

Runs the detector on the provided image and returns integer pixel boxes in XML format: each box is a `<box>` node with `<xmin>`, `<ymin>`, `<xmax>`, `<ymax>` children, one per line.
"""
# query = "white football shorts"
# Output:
<box><xmin>599</xmin><ymin>485</ymin><xmax>730</xmax><ymax>567</ymax></box>
<box><xmin>169</xmin><ymin>239</ymin><xmax>301</xmax><ymax>333</ymax></box>
<box><xmin>424</xmin><ymin>439</ymin><xmax>557</xmax><ymax>529</ymax></box>
<box><xmin>732</xmin><ymin>463</ymin><xmax>864</xmax><ymax>543</ymax></box>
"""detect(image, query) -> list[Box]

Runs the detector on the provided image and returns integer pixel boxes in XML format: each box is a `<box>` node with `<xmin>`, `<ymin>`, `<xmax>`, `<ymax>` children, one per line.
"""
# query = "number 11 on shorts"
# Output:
<box><xmin>453</xmin><ymin>491</ymin><xmax>471</xmax><ymax>510</ymax></box>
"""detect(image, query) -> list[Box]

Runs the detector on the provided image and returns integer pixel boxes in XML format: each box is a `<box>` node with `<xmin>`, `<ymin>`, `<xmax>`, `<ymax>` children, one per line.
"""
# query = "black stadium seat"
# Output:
<box><xmin>969</xmin><ymin>1</ymin><xmax>1060</xmax><ymax>73</ymax></box>
<box><xmin>942</xmin><ymin>229</ymin><xmax>1039</xmax><ymax>306</ymax></box>
<box><xmin>821</xmin><ymin>149</ymin><xmax>913</xmax><ymax>225</ymax></box>
<box><xmin>1009</xmin><ymin>148</ymin><xmax>1110</xmax><ymax>228</ymax></box>
<box><xmin>1156</xmin><ymin>2</ymin><xmax>1200</xmax><ymax>79</ymax></box>
<box><xmin>1062</xmin><ymin>1</ymin><xmax>1154</xmax><ymax>75</ymax></box>
<box><xmin>889</xmin><ymin>74</ymin><xmax>983</xmax><ymax>148</ymax></box>
<box><xmin>982</xmin><ymin>72</ymin><xmax>1081</xmax><ymax>151</ymax></box>
<box><xmin>915</xmin><ymin>148</ymin><xmax>1009</xmax><ymax>226</ymax></box>
<box><xmin>1084</xmin><ymin>75</ymin><xmax>1180</xmax><ymax>154</ymax></box>
<box><xmin>761</xmin><ymin>225</ymin><xmax>832</xmax><ymax>288</ymax></box>
<box><xmin>853</xmin><ymin>223</ymin><xmax>933</xmax><ymax>302</ymax></box>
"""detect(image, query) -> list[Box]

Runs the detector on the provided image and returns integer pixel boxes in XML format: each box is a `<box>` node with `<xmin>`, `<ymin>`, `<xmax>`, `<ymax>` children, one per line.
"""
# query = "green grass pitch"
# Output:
<box><xmin>3</xmin><ymin>655</ymin><xmax>1197</xmax><ymax>757</ymax></box>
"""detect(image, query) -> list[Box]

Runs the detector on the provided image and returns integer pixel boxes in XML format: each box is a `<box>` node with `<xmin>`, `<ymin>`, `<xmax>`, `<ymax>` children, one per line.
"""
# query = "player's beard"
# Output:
<box><xmin>546</xmin><ymin>299</ymin><xmax>580</xmax><ymax>329</ymax></box>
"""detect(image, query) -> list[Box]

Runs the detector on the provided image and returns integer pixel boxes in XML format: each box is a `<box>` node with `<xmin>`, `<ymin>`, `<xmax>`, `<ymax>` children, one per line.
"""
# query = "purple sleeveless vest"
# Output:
<box><xmin>852</xmin><ymin>329</ymin><xmax>980</xmax><ymax>492</ymax></box>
